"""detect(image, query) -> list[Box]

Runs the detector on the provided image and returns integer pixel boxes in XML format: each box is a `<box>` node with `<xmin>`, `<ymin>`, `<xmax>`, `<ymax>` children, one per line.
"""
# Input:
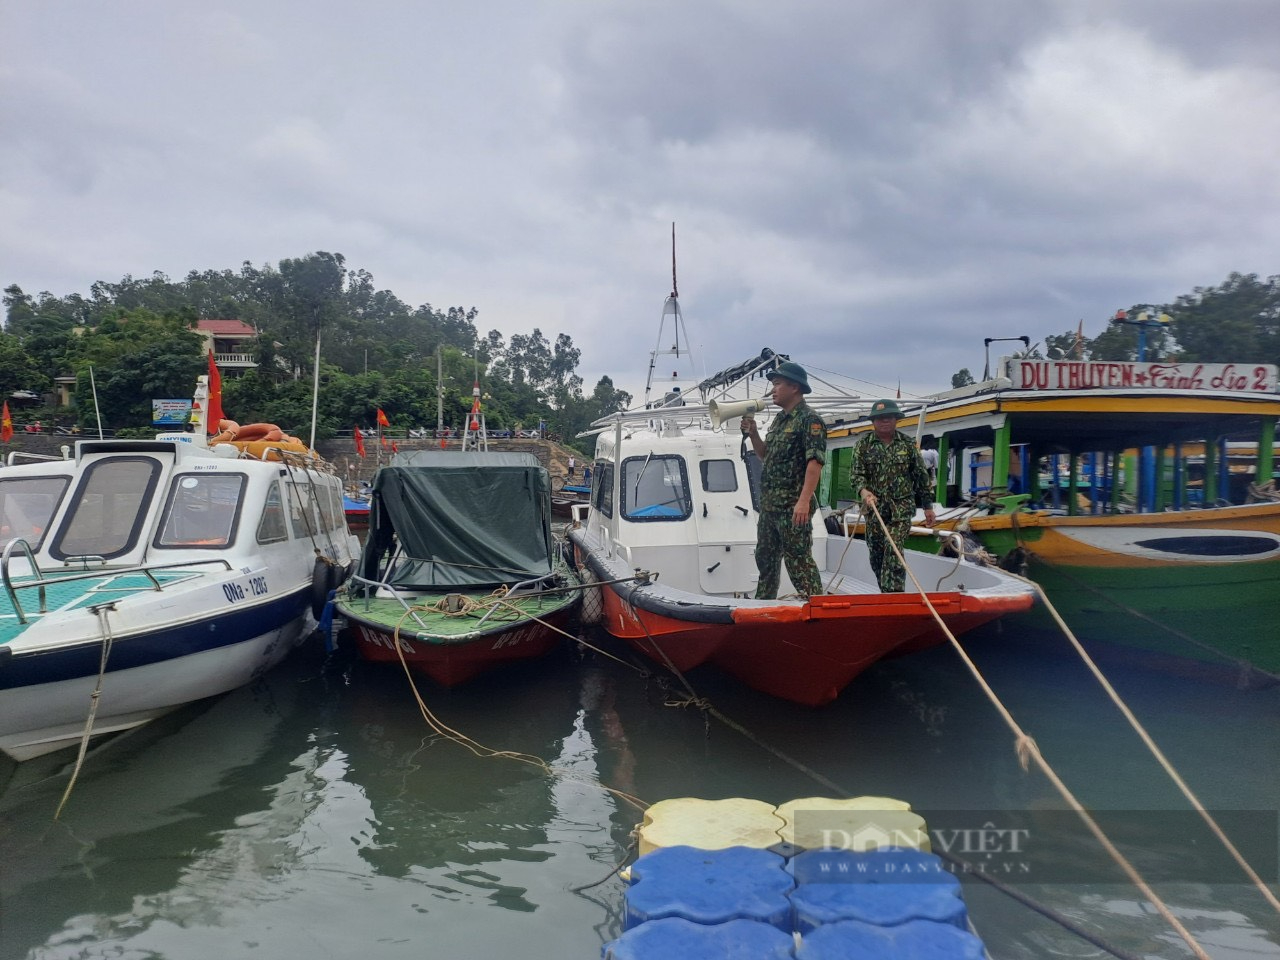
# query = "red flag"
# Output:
<box><xmin>1</xmin><ymin>402</ymin><xmax>11</xmax><ymax>444</ymax></box>
<box><xmin>380</xmin><ymin>434</ymin><xmax>389</xmax><ymax>449</ymax></box>
<box><xmin>391</xmin><ymin>441</ymin><xmax>399</xmax><ymax>453</ymax></box>
<box><xmin>376</xmin><ymin>408</ymin><xmax>390</xmax><ymax>428</ymax></box>
<box><xmin>354</xmin><ymin>426</ymin><xmax>366</xmax><ymax>458</ymax></box>
<box><xmin>206</xmin><ymin>351</ymin><xmax>225</xmax><ymax>433</ymax></box>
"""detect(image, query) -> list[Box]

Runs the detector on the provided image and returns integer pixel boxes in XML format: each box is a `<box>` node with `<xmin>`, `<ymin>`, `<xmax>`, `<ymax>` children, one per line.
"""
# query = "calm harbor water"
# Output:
<box><xmin>1</xmin><ymin>621</ymin><xmax>1277</xmax><ymax>960</ymax></box>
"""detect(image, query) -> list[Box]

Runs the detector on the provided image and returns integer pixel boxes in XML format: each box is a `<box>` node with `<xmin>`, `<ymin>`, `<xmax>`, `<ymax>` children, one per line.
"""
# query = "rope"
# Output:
<box><xmin>625</xmin><ymin>613</ymin><xmax>1151</xmax><ymax>960</ymax></box>
<box><xmin>385</xmin><ymin>604</ymin><xmax>649</xmax><ymax>816</ymax></box>
<box><xmin>864</xmin><ymin>500</ymin><xmax>1215</xmax><ymax>959</ymax></box>
<box><xmin>1007</xmin><ymin>511</ymin><xmax>1280</xmax><ymax>685</ymax></box>
<box><xmin>54</xmin><ymin>603</ymin><xmax>117</xmax><ymax>820</ymax></box>
<box><xmin>1005</xmin><ymin>566</ymin><xmax>1280</xmax><ymax>917</ymax></box>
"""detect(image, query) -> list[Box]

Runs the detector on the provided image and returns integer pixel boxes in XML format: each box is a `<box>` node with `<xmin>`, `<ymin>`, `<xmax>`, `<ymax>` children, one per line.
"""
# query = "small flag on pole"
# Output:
<box><xmin>354</xmin><ymin>426</ymin><xmax>366</xmax><ymax>458</ymax></box>
<box><xmin>1</xmin><ymin>402</ymin><xmax>11</xmax><ymax>444</ymax></box>
<box><xmin>391</xmin><ymin>440</ymin><xmax>399</xmax><ymax>453</ymax></box>
<box><xmin>376</xmin><ymin>408</ymin><xmax>390</xmax><ymax>428</ymax></box>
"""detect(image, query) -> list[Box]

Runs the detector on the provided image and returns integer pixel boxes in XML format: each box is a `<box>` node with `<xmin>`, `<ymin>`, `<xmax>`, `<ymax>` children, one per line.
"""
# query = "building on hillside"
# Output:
<box><xmin>197</xmin><ymin>318</ymin><xmax>259</xmax><ymax>375</ymax></box>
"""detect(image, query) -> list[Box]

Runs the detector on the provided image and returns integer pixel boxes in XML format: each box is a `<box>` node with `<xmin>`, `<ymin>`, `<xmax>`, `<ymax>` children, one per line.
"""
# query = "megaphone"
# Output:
<box><xmin>709</xmin><ymin>397</ymin><xmax>769</xmax><ymax>428</ymax></box>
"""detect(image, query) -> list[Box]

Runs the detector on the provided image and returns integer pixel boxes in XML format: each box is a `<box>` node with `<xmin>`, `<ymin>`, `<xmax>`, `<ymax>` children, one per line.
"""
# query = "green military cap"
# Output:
<box><xmin>868</xmin><ymin>398</ymin><xmax>904</xmax><ymax>419</ymax></box>
<box><xmin>767</xmin><ymin>360</ymin><xmax>812</xmax><ymax>394</ymax></box>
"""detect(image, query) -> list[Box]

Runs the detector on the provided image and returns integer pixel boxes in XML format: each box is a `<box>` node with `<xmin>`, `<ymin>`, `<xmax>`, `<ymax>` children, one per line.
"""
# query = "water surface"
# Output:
<box><xmin>1</xmin><ymin>624</ymin><xmax>1277</xmax><ymax>959</ymax></box>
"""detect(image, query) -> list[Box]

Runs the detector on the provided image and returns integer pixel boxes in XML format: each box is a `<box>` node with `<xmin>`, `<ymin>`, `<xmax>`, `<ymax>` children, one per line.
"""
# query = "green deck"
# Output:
<box><xmin>0</xmin><ymin>571</ymin><xmax>197</xmax><ymax>645</ymax></box>
<box><xmin>338</xmin><ymin>587</ymin><xmax>579</xmax><ymax>644</ymax></box>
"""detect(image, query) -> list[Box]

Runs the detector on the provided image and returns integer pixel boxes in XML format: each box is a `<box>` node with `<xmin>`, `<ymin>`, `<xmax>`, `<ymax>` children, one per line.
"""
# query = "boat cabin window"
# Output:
<box><xmin>286</xmin><ymin>481</ymin><xmax>331</xmax><ymax>539</ymax></box>
<box><xmin>155</xmin><ymin>473</ymin><xmax>245</xmax><ymax>548</ymax></box>
<box><xmin>51</xmin><ymin>457</ymin><xmax>161</xmax><ymax>561</ymax></box>
<box><xmin>593</xmin><ymin>462</ymin><xmax>614</xmax><ymax>518</ymax></box>
<box><xmin>700</xmin><ymin>459</ymin><xmax>738</xmax><ymax>493</ymax></box>
<box><xmin>0</xmin><ymin>475</ymin><xmax>71</xmax><ymax>551</ymax></box>
<box><xmin>257</xmin><ymin>481</ymin><xmax>290</xmax><ymax>543</ymax></box>
<box><xmin>744</xmin><ymin>450</ymin><xmax>764</xmax><ymax>512</ymax></box>
<box><xmin>317</xmin><ymin>482</ymin><xmax>343</xmax><ymax>532</ymax></box>
<box><xmin>621</xmin><ymin>454</ymin><xmax>692</xmax><ymax>521</ymax></box>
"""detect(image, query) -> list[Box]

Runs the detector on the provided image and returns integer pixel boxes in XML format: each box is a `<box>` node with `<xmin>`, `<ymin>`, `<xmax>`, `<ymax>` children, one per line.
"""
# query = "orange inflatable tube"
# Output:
<box><xmin>211</xmin><ymin>419</ymin><xmax>299</xmax><ymax>445</ymax></box>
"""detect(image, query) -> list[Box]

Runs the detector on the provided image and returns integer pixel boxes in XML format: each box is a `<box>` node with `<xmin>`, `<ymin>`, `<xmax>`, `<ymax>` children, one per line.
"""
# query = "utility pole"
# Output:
<box><xmin>436</xmin><ymin>348</ymin><xmax>444</xmax><ymax>434</ymax></box>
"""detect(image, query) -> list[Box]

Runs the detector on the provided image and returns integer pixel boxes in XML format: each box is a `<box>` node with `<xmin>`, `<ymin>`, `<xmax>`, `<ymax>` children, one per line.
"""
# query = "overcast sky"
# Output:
<box><xmin>4</xmin><ymin>1</ymin><xmax>1279</xmax><ymax>403</ymax></box>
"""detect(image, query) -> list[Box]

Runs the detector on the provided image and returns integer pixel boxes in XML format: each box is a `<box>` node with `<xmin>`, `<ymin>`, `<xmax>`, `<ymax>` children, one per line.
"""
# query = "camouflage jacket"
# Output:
<box><xmin>760</xmin><ymin>402</ymin><xmax>826</xmax><ymax>511</ymax></box>
<box><xmin>849</xmin><ymin>430</ymin><xmax>933</xmax><ymax>507</ymax></box>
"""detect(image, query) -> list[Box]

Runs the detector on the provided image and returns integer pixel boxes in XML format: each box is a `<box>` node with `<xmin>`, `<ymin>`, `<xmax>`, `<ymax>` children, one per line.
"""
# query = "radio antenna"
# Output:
<box><xmin>671</xmin><ymin>221</ymin><xmax>678</xmax><ymax>299</ymax></box>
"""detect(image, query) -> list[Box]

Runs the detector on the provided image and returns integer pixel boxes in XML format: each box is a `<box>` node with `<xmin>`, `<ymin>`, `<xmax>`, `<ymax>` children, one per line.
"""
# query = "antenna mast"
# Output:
<box><xmin>644</xmin><ymin>223</ymin><xmax>696</xmax><ymax>408</ymax></box>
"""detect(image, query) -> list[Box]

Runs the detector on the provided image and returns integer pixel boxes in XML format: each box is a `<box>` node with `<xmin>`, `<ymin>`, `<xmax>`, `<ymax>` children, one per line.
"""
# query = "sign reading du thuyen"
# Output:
<box><xmin>1007</xmin><ymin>360</ymin><xmax>1278</xmax><ymax>394</ymax></box>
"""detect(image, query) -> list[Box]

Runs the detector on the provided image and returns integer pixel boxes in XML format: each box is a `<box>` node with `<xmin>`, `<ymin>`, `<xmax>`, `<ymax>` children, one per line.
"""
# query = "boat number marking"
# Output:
<box><xmin>223</xmin><ymin>576</ymin><xmax>269</xmax><ymax>603</ymax></box>
<box><xmin>358</xmin><ymin>624</ymin><xmax>412</xmax><ymax>653</ymax></box>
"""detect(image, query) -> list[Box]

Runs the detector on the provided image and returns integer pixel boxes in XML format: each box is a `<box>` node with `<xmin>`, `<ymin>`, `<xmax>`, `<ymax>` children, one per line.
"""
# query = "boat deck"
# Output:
<box><xmin>340</xmin><ymin>588</ymin><xmax>579</xmax><ymax>642</ymax></box>
<box><xmin>0</xmin><ymin>571</ymin><xmax>198</xmax><ymax>645</ymax></box>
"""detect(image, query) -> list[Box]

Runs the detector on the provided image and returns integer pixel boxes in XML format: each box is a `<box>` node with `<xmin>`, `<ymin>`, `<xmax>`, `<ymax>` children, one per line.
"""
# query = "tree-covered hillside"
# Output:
<box><xmin>2</xmin><ymin>252</ymin><xmax>631</xmax><ymax>451</ymax></box>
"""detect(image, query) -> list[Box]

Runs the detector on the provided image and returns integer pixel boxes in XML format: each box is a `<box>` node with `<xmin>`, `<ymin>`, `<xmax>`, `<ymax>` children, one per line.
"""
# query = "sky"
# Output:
<box><xmin>4</xmin><ymin>0</ymin><xmax>1280</xmax><ymax>404</ymax></box>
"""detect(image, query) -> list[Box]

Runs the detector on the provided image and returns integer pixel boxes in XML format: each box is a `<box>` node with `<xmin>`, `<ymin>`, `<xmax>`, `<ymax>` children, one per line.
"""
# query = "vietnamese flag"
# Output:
<box><xmin>206</xmin><ymin>351</ymin><xmax>225</xmax><ymax>433</ymax></box>
<box><xmin>379</xmin><ymin>434</ymin><xmax>388</xmax><ymax>449</ymax></box>
<box><xmin>391</xmin><ymin>440</ymin><xmax>399</xmax><ymax>453</ymax></box>
<box><xmin>1</xmin><ymin>402</ymin><xmax>11</xmax><ymax>444</ymax></box>
<box><xmin>376</xmin><ymin>408</ymin><xmax>390</xmax><ymax>428</ymax></box>
<box><xmin>354</xmin><ymin>426</ymin><xmax>366</xmax><ymax>458</ymax></box>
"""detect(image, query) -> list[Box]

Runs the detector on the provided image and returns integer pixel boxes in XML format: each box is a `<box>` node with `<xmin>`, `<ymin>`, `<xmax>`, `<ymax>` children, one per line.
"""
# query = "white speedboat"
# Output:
<box><xmin>0</xmin><ymin>375</ymin><xmax>360</xmax><ymax>761</ymax></box>
<box><xmin>568</xmin><ymin>337</ymin><xmax>1037</xmax><ymax>706</ymax></box>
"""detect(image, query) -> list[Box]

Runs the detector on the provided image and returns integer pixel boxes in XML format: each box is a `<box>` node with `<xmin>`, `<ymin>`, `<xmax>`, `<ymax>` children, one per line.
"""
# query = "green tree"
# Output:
<box><xmin>950</xmin><ymin>368</ymin><xmax>975</xmax><ymax>389</ymax></box>
<box><xmin>1167</xmin><ymin>273</ymin><xmax>1280</xmax><ymax>366</ymax></box>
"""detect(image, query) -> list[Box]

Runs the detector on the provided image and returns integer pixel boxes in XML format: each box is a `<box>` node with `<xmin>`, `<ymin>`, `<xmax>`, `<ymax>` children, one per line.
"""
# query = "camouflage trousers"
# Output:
<box><xmin>755</xmin><ymin>509</ymin><xmax>823</xmax><ymax>599</ymax></box>
<box><xmin>865</xmin><ymin>498</ymin><xmax>914</xmax><ymax>593</ymax></box>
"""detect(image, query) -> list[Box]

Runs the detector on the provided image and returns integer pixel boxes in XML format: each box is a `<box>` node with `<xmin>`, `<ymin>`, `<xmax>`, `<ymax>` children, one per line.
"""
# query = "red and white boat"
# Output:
<box><xmin>567</xmin><ymin>284</ymin><xmax>1035</xmax><ymax>705</ymax></box>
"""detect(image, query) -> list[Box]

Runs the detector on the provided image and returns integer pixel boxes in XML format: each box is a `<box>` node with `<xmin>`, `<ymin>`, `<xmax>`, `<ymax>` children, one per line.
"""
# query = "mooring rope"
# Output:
<box><xmin>1003</xmin><ymin>565</ymin><xmax>1280</xmax><ymax>918</ymax></box>
<box><xmin>54</xmin><ymin>603</ymin><xmax>117</xmax><ymax>820</ymax></box>
<box><xmin>627</xmin><ymin>612</ymin><xmax>1149</xmax><ymax>960</ymax></box>
<box><xmin>864</xmin><ymin>500</ymin><xmax>1216</xmax><ymax>959</ymax></box>
<box><xmin>1005</xmin><ymin>510</ymin><xmax>1280</xmax><ymax>685</ymax></box>
<box><xmin>385</xmin><ymin>604</ymin><xmax>648</xmax><ymax>815</ymax></box>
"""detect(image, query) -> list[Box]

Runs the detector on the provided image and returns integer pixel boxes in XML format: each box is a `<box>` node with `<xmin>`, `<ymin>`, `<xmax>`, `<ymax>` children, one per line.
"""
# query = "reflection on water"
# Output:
<box><xmin>1</xmin><ymin>628</ymin><xmax>1277</xmax><ymax>959</ymax></box>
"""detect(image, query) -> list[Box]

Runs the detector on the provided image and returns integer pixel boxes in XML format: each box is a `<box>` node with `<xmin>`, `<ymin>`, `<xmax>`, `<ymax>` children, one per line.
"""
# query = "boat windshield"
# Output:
<box><xmin>52</xmin><ymin>457</ymin><xmax>161</xmax><ymax>560</ymax></box>
<box><xmin>621</xmin><ymin>455</ymin><xmax>692</xmax><ymax>520</ymax></box>
<box><xmin>0</xmin><ymin>475</ymin><xmax>71</xmax><ymax>551</ymax></box>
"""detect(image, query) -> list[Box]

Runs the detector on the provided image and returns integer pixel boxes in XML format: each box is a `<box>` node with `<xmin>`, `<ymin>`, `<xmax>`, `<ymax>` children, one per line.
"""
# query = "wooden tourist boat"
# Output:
<box><xmin>827</xmin><ymin>356</ymin><xmax>1280</xmax><ymax>680</ymax></box>
<box><xmin>337</xmin><ymin>451</ymin><xmax>582</xmax><ymax>686</ymax></box>
<box><xmin>0</xmin><ymin>375</ymin><xmax>361</xmax><ymax>761</ymax></box>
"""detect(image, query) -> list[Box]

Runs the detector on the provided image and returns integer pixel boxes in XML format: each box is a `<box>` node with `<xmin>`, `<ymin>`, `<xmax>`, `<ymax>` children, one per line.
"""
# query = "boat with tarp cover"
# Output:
<box><xmin>337</xmin><ymin>451</ymin><xmax>581</xmax><ymax>686</ymax></box>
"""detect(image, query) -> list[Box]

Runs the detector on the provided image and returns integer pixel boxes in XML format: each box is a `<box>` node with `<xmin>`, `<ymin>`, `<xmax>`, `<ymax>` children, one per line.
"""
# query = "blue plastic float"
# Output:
<box><xmin>601</xmin><ymin>797</ymin><xmax>989</xmax><ymax>959</ymax></box>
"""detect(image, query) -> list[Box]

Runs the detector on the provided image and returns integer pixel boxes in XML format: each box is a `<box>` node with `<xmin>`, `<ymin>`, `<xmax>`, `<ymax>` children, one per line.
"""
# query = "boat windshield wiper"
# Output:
<box><xmin>633</xmin><ymin>450</ymin><xmax>654</xmax><ymax>500</ymax></box>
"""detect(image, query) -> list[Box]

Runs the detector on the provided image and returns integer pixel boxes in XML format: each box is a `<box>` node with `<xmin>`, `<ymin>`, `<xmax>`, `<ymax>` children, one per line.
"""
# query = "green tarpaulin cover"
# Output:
<box><xmin>358</xmin><ymin>452</ymin><xmax>554</xmax><ymax>589</ymax></box>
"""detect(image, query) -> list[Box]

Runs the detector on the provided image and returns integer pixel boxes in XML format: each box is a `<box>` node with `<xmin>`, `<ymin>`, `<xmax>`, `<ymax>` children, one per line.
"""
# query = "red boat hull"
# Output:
<box><xmin>347</xmin><ymin>608</ymin><xmax>575</xmax><ymax>687</ymax></box>
<box><xmin>596</xmin><ymin>586</ymin><xmax>1026</xmax><ymax>706</ymax></box>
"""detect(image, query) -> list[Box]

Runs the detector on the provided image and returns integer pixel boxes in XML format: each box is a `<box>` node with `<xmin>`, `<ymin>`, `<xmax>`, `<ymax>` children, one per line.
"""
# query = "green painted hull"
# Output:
<box><xmin>908</xmin><ymin>530</ymin><xmax>1280</xmax><ymax>676</ymax></box>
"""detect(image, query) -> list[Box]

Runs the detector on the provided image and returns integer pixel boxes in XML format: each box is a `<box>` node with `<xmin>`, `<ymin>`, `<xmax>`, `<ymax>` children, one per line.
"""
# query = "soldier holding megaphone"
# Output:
<box><xmin>739</xmin><ymin>360</ymin><xmax>826</xmax><ymax>599</ymax></box>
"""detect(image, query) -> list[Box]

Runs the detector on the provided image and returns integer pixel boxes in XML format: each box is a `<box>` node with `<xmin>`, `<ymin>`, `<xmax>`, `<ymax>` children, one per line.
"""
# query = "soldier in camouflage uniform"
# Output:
<box><xmin>849</xmin><ymin>399</ymin><xmax>936</xmax><ymax>593</ymax></box>
<box><xmin>741</xmin><ymin>361</ymin><xmax>825</xmax><ymax>599</ymax></box>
